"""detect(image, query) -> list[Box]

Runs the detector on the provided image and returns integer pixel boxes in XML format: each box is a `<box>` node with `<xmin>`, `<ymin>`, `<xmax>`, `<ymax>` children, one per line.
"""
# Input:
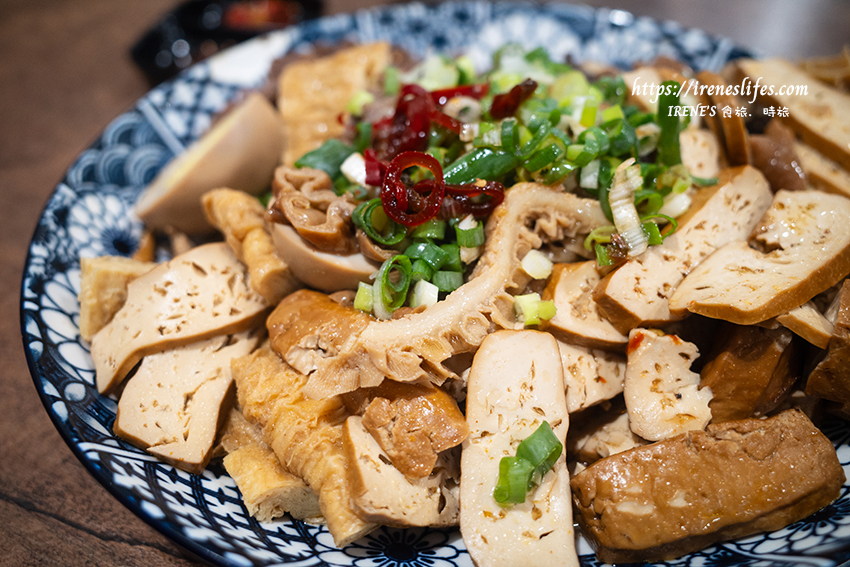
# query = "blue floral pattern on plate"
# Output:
<box><xmin>19</xmin><ymin>2</ymin><xmax>850</xmax><ymax>566</ymax></box>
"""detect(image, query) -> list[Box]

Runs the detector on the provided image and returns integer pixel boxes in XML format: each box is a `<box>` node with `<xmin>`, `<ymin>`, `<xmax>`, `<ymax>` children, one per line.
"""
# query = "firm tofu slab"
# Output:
<box><xmin>571</xmin><ymin>409</ymin><xmax>844</xmax><ymax>563</ymax></box>
<box><xmin>343</xmin><ymin>416</ymin><xmax>459</xmax><ymax>527</ymax></box>
<box><xmin>557</xmin><ymin>340</ymin><xmax>625</xmax><ymax>413</ymax></box>
<box><xmin>541</xmin><ymin>261</ymin><xmax>628</xmax><ymax>350</ymax></box>
<box><xmin>669</xmin><ymin>189</ymin><xmax>850</xmax><ymax>325</ymax></box>
<box><xmin>114</xmin><ymin>329</ymin><xmax>259</xmax><ymax>473</ymax></box>
<box><xmin>737</xmin><ymin>58</ymin><xmax>850</xmax><ymax>171</ymax></box>
<box><xmin>594</xmin><ymin>166</ymin><xmax>773</xmax><ymax>333</ymax></box>
<box><xmin>624</xmin><ymin>329</ymin><xmax>712</xmax><ymax>441</ymax></box>
<box><xmin>460</xmin><ymin>330</ymin><xmax>578</xmax><ymax>567</ymax></box>
<box><xmin>91</xmin><ymin>243</ymin><xmax>269</xmax><ymax>394</ymax></box>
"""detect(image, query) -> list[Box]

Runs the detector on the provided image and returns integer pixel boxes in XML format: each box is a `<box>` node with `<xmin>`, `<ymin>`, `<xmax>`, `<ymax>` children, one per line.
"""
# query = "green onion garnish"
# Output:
<box><xmin>440</xmin><ymin>244</ymin><xmax>462</xmax><ymax>272</ymax></box>
<box><xmin>352</xmin><ymin>199</ymin><xmax>408</xmax><ymax>246</ymax></box>
<box><xmin>493</xmin><ymin>422</ymin><xmax>563</xmax><ymax>505</ymax></box>
<box><xmin>432</xmin><ymin>270</ymin><xmax>464</xmax><ymax>292</ymax></box>
<box><xmin>378</xmin><ymin>255</ymin><xmax>413</xmax><ymax>310</ymax></box>
<box><xmin>691</xmin><ymin>175</ymin><xmax>719</xmax><ymax>187</ymax></box>
<box><xmin>443</xmin><ymin>148</ymin><xmax>519</xmax><ymax>185</ymax></box>
<box><xmin>354</xmin><ymin>281</ymin><xmax>374</xmax><ymax>313</ymax></box>
<box><xmin>642</xmin><ymin>221</ymin><xmax>664</xmax><ymax>246</ymax></box>
<box><xmin>294</xmin><ymin>139</ymin><xmax>354</xmax><ymax>180</ymax></box>
<box><xmin>411</xmin><ymin>258</ymin><xmax>435</xmax><ymax>281</ymax></box>
<box><xmin>456</xmin><ymin>222</ymin><xmax>485</xmax><ymax>248</ymax></box>
<box><xmin>410</xmin><ymin>218</ymin><xmax>447</xmax><ymax>240</ymax></box>
<box><xmin>404</xmin><ymin>241</ymin><xmax>449</xmax><ymax>271</ymax></box>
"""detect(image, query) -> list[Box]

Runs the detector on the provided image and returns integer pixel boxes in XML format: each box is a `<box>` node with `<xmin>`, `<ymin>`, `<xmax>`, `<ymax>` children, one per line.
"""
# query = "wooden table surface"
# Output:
<box><xmin>2</xmin><ymin>1</ymin><xmax>849</xmax><ymax>565</ymax></box>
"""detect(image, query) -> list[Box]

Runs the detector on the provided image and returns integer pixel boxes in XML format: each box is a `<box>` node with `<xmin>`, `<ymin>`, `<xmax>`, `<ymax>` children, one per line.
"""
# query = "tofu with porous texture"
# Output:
<box><xmin>460</xmin><ymin>330</ymin><xmax>578</xmax><ymax>567</ymax></box>
<box><xmin>78</xmin><ymin>256</ymin><xmax>156</xmax><ymax>342</ymax></box>
<box><xmin>624</xmin><ymin>329</ymin><xmax>712</xmax><ymax>441</ymax></box>
<box><xmin>571</xmin><ymin>409</ymin><xmax>844</xmax><ymax>563</ymax></box>
<box><xmin>114</xmin><ymin>329</ymin><xmax>260</xmax><ymax>473</ymax></box>
<box><xmin>91</xmin><ymin>243</ymin><xmax>269</xmax><ymax>394</ymax></box>
<box><xmin>594</xmin><ymin>166</ymin><xmax>773</xmax><ymax>333</ymax></box>
<box><xmin>557</xmin><ymin>341</ymin><xmax>625</xmax><ymax>413</ymax></box>
<box><xmin>670</xmin><ymin>189</ymin><xmax>850</xmax><ymax>325</ymax></box>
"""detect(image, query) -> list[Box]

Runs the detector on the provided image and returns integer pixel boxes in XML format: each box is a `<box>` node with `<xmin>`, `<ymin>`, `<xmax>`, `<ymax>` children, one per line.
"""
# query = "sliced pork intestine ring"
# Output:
<box><xmin>301</xmin><ymin>182</ymin><xmax>608</xmax><ymax>399</ymax></box>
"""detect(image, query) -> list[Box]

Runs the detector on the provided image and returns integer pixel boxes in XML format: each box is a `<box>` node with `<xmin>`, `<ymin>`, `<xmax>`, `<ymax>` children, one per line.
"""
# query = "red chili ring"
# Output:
<box><xmin>381</xmin><ymin>151</ymin><xmax>446</xmax><ymax>226</ymax></box>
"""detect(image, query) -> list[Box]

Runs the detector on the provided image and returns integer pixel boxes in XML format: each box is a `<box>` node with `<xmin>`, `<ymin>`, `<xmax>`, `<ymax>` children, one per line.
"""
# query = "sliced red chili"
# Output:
<box><xmin>490</xmin><ymin>78</ymin><xmax>538</xmax><ymax>119</ymax></box>
<box><xmin>444</xmin><ymin>180</ymin><xmax>505</xmax><ymax>217</ymax></box>
<box><xmin>381</xmin><ymin>151</ymin><xmax>446</xmax><ymax>226</ymax></box>
<box><xmin>363</xmin><ymin>148</ymin><xmax>387</xmax><ymax>186</ymax></box>
<box><xmin>430</xmin><ymin>83</ymin><xmax>490</xmax><ymax>106</ymax></box>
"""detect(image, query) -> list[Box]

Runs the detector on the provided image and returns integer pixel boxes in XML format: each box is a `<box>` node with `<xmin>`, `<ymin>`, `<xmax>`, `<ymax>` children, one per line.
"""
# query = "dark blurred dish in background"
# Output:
<box><xmin>132</xmin><ymin>0</ymin><xmax>324</xmax><ymax>85</ymax></box>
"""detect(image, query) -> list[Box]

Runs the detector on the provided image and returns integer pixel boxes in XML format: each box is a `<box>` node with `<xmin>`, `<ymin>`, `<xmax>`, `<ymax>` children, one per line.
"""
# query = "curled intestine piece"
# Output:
<box><xmin>270</xmin><ymin>166</ymin><xmax>358</xmax><ymax>254</ymax></box>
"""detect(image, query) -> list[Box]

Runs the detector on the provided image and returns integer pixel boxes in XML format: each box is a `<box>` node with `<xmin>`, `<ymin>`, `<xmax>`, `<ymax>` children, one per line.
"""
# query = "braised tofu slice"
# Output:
<box><xmin>807</xmin><ymin>281</ymin><xmax>850</xmax><ymax>403</ymax></box>
<box><xmin>594</xmin><ymin>166</ymin><xmax>773</xmax><ymax>333</ymax></box>
<box><xmin>571</xmin><ymin>409</ymin><xmax>844</xmax><ymax>563</ymax></box>
<box><xmin>135</xmin><ymin>93</ymin><xmax>283</xmax><ymax>234</ymax></box>
<box><xmin>343</xmin><ymin>415</ymin><xmax>459</xmax><ymax>527</ymax></box>
<box><xmin>460</xmin><ymin>330</ymin><xmax>578</xmax><ymax>567</ymax></box>
<box><xmin>91</xmin><ymin>243</ymin><xmax>269</xmax><ymax>394</ymax></box>
<box><xmin>78</xmin><ymin>255</ymin><xmax>156</xmax><ymax>342</ymax></box>
<box><xmin>114</xmin><ymin>329</ymin><xmax>259</xmax><ymax>473</ymax></box>
<box><xmin>624</xmin><ymin>329</ymin><xmax>712</xmax><ymax>441</ymax></box>
<box><xmin>557</xmin><ymin>341</ymin><xmax>625</xmax><ymax>413</ymax></box>
<box><xmin>541</xmin><ymin>261</ymin><xmax>627</xmax><ymax>350</ymax></box>
<box><xmin>670</xmin><ymin>189</ymin><xmax>850</xmax><ymax>324</ymax></box>
<box><xmin>775</xmin><ymin>301</ymin><xmax>834</xmax><ymax>349</ymax></box>
<box><xmin>700</xmin><ymin>324</ymin><xmax>800</xmax><ymax>423</ymax></box>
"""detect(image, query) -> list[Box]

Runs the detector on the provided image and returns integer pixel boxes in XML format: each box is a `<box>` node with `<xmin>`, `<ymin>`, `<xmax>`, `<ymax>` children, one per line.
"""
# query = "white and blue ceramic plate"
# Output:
<box><xmin>20</xmin><ymin>2</ymin><xmax>850</xmax><ymax>566</ymax></box>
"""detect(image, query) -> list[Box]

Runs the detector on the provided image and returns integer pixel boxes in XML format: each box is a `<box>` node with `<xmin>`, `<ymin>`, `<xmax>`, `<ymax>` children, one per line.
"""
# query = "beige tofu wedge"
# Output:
<box><xmin>669</xmin><ymin>189</ymin><xmax>850</xmax><ymax>325</ymax></box>
<box><xmin>78</xmin><ymin>255</ymin><xmax>157</xmax><ymax>342</ymax></box>
<box><xmin>135</xmin><ymin>93</ymin><xmax>283</xmax><ymax>233</ymax></box>
<box><xmin>342</xmin><ymin>416</ymin><xmax>459</xmax><ymax>527</ymax></box>
<box><xmin>114</xmin><ymin>329</ymin><xmax>259</xmax><ymax>473</ymax></box>
<box><xmin>91</xmin><ymin>243</ymin><xmax>269</xmax><ymax>394</ymax></box>
<box><xmin>795</xmin><ymin>141</ymin><xmax>850</xmax><ymax>198</ymax></box>
<box><xmin>460</xmin><ymin>330</ymin><xmax>578</xmax><ymax>567</ymax></box>
<box><xmin>775</xmin><ymin>301</ymin><xmax>834</xmax><ymax>349</ymax></box>
<box><xmin>594</xmin><ymin>166</ymin><xmax>773</xmax><ymax>333</ymax></box>
<box><xmin>541</xmin><ymin>261</ymin><xmax>627</xmax><ymax>350</ymax></box>
<box><xmin>624</xmin><ymin>329</ymin><xmax>711</xmax><ymax>441</ymax></box>
<box><xmin>736</xmin><ymin>58</ymin><xmax>850</xmax><ymax>171</ymax></box>
<box><xmin>557</xmin><ymin>340</ymin><xmax>626</xmax><ymax>413</ymax></box>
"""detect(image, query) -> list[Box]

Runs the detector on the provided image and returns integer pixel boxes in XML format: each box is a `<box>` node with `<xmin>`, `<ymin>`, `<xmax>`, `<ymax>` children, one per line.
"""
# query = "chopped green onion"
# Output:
<box><xmin>354</xmin><ymin>282</ymin><xmax>374</xmax><ymax>313</ymax></box>
<box><xmin>642</xmin><ymin>221</ymin><xmax>664</xmax><ymax>246</ymax></box>
<box><xmin>580</xmin><ymin>102</ymin><xmax>598</xmax><ymax>128</ymax></box>
<box><xmin>411</xmin><ymin>258</ymin><xmax>435</xmax><ymax>281</ymax></box>
<box><xmin>443</xmin><ymin>148</ymin><xmax>519</xmax><ymax>185</ymax></box>
<box><xmin>378</xmin><ymin>255</ymin><xmax>413</xmax><ymax>310</ymax></box>
<box><xmin>346</xmin><ymin>90</ymin><xmax>375</xmax><ymax>116</ymax></box>
<box><xmin>657</xmin><ymin>80</ymin><xmax>683</xmax><ymax>166</ymax></box>
<box><xmin>514</xmin><ymin>292</ymin><xmax>544</xmax><ymax>326</ymax></box>
<box><xmin>500</xmin><ymin>118</ymin><xmax>519</xmax><ymax>155</ymax></box>
<box><xmin>354</xmin><ymin>122</ymin><xmax>372</xmax><ymax>153</ymax></box>
<box><xmin>634</xmin><ymin>190</ymin><xmax>665</xmax><ymax>217</ymax></box>
<box><xmin>584</xmin><ymin>225</ymin><xmax>617</xmax><ymax>250</ymax></box>
<box><xmin>384</xmin><ymin>66</ymin><xmax>401</xmax><ymax>95</ymax></box>
<box><xmin>456</xmin><ymin>221</ymin><xmax>485</xmax><ymax>248</ymax></box>
<box><xmin>440</xmin><ymin>243</ymin><xmax>462</xmax><ymax>272</ymax></box>
<box><xmin>411</xmin><ymin>279</ymin><xmax>440</xmax><ymax>308</ymax></box>
<box><xmin>432</xmin><ymin>270</ymin><xmax>464</xmax><ymax>292</ymax></box>
<box><xmin>521</xmin><ymin>249</ymin><xmax>553</xmax><ymax>280</ymax></box>
<box><xmin>404</xmin><ymin>241</ymin><xmax>449</xmax><ymax>271</ymax></box>
<box><xmin>595</xmin><ymin>76</ymin><xmax>627</xmax><ymax>106</ymax></box>
<box><xmin>580</xmin><ymin>159</ymin><xmax>601</xmax><ymax>189</ymax></box>
<box><xmin>352</xmin><ymin>199</ymin><xmax>407</xmax><ymax>246</ymax></box>
<box><xmin>294</xmin><ymin>139</ymin><xmax>354</xmax><ymax>180</ymax></box>
<box><xmin>601</xmin><ymin>104</ymin><xmax>625</xmax><ymax>123</ymax></box>
<box><xmin>411</xmin><ymin>219</ymin><xmax>446</xmax><ymax>240</ymax></box>
<box><xmin>493</xmin><ymin>456</ymin><xmax>535</xmax><ymax>504</ymax></box>
<box><xmin>524</xmin><ymin>143</ymin><xmax>564</xmax><ymax>172</ymax></box>
<box><xmin>543</xmin><ymin>160</ymin><xmax>577</xmax><ymax>185</ymax></box>
<box><xmin>595</xmin><ymin>242</ymin><xmax>613</xmax><ymax>266</ymax></box>
<box><xmin>493</xmin><ymin>422</ymin><xmax>563</xmax><ymax>505</ymax></box>
<box><xmin>691</xmin><ymin>175</ymin><xmax>718</xmax><ymax>187</ymax></box>
<box><xmin>538</xmin><ymin>300</ymin><xmax>557</xmax><ymax>321</ymax></box>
